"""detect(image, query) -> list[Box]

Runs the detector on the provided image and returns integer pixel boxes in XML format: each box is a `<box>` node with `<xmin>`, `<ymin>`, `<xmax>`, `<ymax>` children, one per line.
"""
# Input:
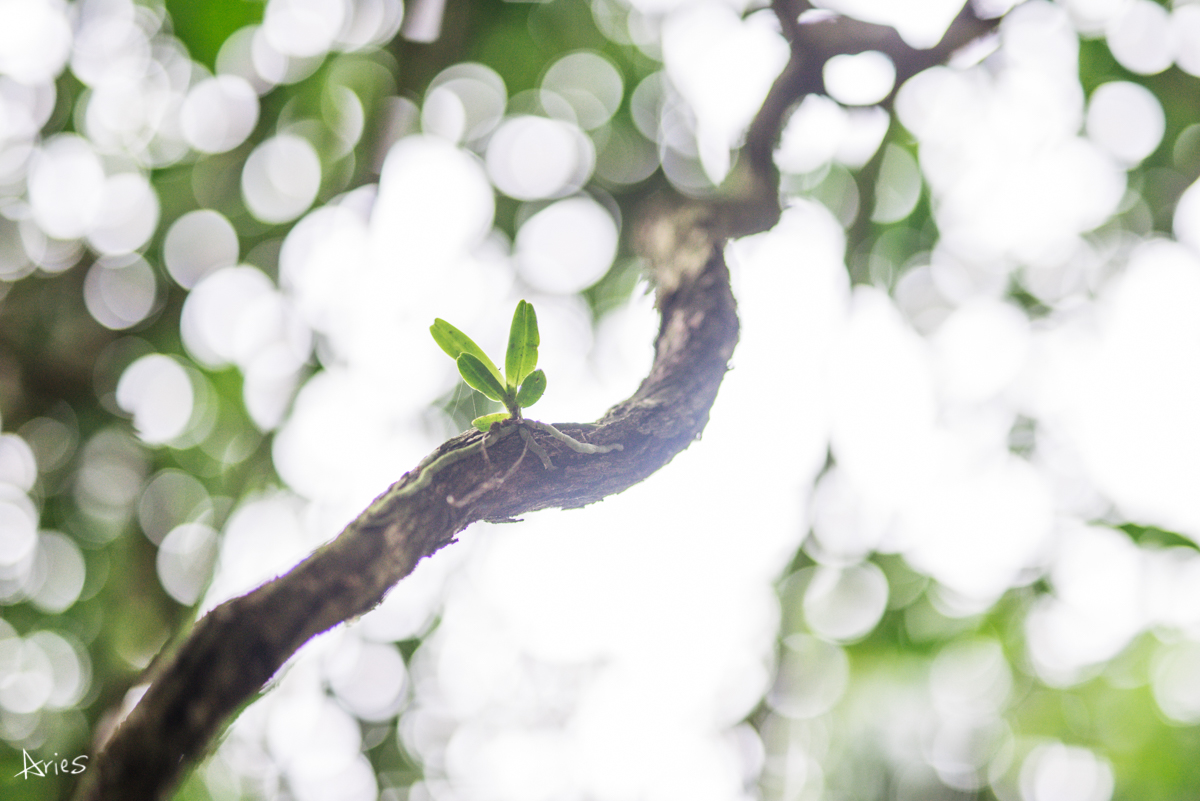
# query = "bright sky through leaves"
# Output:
<box><xmin>3</xmin><ymin>0</ymin><xmax>1200</xmax><ymax>799</ymax></box>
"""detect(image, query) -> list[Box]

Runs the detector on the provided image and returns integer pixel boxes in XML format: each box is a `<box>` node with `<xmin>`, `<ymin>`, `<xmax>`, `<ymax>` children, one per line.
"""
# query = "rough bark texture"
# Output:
<box><xmin>76</xmin><ymin>4</ymin><xmax>1000</xmax><ymax>799</ymax></box>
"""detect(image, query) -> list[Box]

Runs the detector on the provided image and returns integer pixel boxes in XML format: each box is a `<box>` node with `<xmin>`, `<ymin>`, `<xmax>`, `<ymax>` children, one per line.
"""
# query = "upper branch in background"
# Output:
<box><xmin>746</xmin><ymin>0</ymin><xmax>1000</xmax><ymax>178</ymax></box>
<box><xmin>76</xmin><ymin>4</ymin><xmax>1004</xmax><ymax>800</ymax></box>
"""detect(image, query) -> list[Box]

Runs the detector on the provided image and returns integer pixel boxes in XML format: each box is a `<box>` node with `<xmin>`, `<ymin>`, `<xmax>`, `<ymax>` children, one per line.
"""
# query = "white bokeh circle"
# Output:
<box><xmin>515</xmin><ymin>197</ymin><xmax>618</xmax><ymax>294</ymax></box>
<box><xmin>241</xmin><ymin>134</ymin><xmax>322</xmax><ymax>224</ymax></box>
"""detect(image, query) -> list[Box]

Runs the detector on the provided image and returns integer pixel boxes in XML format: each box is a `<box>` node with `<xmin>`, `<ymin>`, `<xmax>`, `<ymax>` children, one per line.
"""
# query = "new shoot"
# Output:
<box><xmin>430</xmin><ymin>300</ymin><xmax>623</xmax><ymax>467</ymax></box>
<box><xmin>430</xmin><ymin>299</ymin><xmax>546</xmax><ymax>432</ymax></box>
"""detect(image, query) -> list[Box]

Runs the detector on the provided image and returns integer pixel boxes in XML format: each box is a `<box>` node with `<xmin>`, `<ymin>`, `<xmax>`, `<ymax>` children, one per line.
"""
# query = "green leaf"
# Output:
<box><xmin>457</xmin><ymin>353</ymin><xmax>507</xmax><ymax>402</ymax></box>
<box><xmin>515</xmin><ymin>369</ymin><xmax>546</xmax><ymax>408</ymax></box>
<box><xmin>471</xmin><ymin>412</ymin><xmax>511</xmax><ymax>432</ymax></box>
<box><xmin>431</xmin><ymin>318</ymin><xmax>504</xmax><ymax>388</ymax></box>
<box><xmin>505</xmin><ymin>300</ymin><xmax>540</xmax><ymax>390</ymax></box>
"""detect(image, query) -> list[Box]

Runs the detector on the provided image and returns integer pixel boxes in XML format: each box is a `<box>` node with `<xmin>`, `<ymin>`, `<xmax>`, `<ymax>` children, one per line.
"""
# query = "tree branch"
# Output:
<box><xmin>76</xmin><ymin>4</ymin><xmax>1004</xmax><ymax>798</ymax></box>
<box><xmin>78</xmin><ymin>251</ymin><xmax>740</xmax><ymax>801</ymax></box>
<box><xmin>748</xmin><ymin>0</ymin><xmax>1000</xmax><ymax>157</ymax></box>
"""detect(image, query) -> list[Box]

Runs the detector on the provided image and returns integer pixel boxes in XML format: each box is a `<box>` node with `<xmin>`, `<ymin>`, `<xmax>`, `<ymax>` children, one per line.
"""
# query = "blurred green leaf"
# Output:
<box><xmin>165</xmin><ymin>0</ymin><xmax>263</xmax><ymax>69</ymax></box>
<box><xmin>1118</xmin><ymin>523</ymin><xmax>1200</xmax><ymax>551</ymax></box>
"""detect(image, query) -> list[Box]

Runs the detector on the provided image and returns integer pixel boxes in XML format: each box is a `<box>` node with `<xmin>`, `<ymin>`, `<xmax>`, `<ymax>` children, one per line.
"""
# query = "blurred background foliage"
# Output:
<box><xmin>2</xmin><ymin>0</ymin><xmax>1200</xmax><ymax>800</ymax></box>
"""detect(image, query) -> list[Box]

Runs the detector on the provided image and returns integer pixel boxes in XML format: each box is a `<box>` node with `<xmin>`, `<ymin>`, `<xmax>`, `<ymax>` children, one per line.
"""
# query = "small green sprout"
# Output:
<box><xmin>430</xmin><ymin>300</ymin><xmax>623</xmax><ymax>468</ymax></box>
<box><xmin>431</xmin><ymin>300</ymin><xmax>548</xmax><ymax>432</ymax></box>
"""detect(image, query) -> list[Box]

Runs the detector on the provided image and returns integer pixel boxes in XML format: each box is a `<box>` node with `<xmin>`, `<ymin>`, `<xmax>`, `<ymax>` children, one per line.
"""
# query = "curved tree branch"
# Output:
<box><xmin>79</xmin><ymin>239</ymin><xmax>744</xmax><ymax>801</ymax></box>
<box><xmin>76</xmin><ymin>5</ymin><xmax>1002</xmax><ymax>799</ymax></box>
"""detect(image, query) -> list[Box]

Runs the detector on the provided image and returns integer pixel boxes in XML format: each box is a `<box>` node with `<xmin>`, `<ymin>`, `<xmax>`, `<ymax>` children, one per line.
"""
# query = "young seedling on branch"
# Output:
<box><xmin>430</xmin><ymin>301</ymin><xmax>622</xmax><ymax>466</ymax></box>
<box><xmin>431</xmin><ymin>299</ymin><xmax>547</xmax><ymax>431</ymax></box>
